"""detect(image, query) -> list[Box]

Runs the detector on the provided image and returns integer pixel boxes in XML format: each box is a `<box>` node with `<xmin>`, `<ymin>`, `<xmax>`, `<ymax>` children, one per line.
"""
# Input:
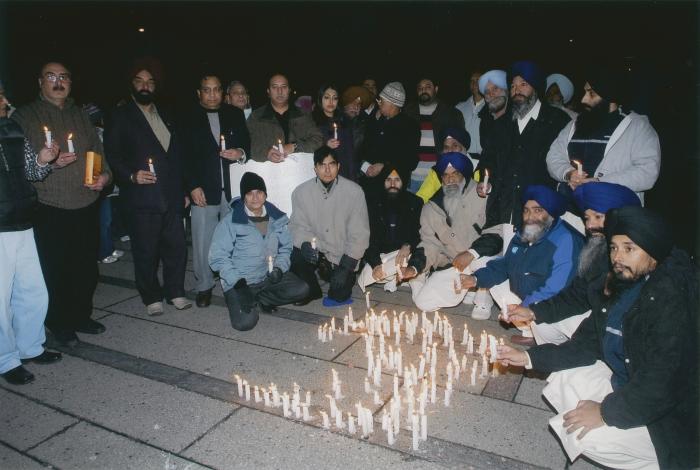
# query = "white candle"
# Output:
<box><xmin>318</xmin><ymin>325</ymin><xmax>323</xmax><ymax>341</ymax></box>
<box><xmin>373</xmin><ymin>390</ymin><xmax>382</xmax><ymax>405</ymax></box>
<box><xmin>305</xmin><ymin>391</ymin><xmax>311</xmax><ymax>407</ymax></box>
<box><xmin>418</xmin><ymin>354</ymin><xmax>425</xmax><ymax>378</ymax></box>
<box><xmin>335</xmin><ymin>409</ymin><xmax>343</xmax><ymax>429</ymax></box>
<box><xmin>148</xmin><ymin>158</ymin><xmax>156</xmax><ymax>176</ymax></box>
<box><xmin>294</xmin><ymin>404</ymin><xmax>301</xmax><ymax>419</ymax></box>
<box><xmin>365</xmin><ymin>291</ymin><xmax>371</xmax><ymax>310</ymax></box>
<box><xmin>573</xmin><ymin>159</ymin><xmax>583</xmax><ymax>176</ymax></box>
<box><xmin>348</xmin><ymin>413</ymin><xmax>356</xmax><ymax>434</ymax></box>
<box><xmin>277</xmin><ymin>139</ymin><xmax>284</xmax><ymax>154</ymax></box>
<box><xmin>234</xmin><ymin>375</ymin><xmax>243</xmax><ymax>397</ymax></box>
<box><xmin>348</xmin><ymin>306</ymin><xmax>353</xmax><ymax>325</ymax></box>
<box><xmin>282</xmin><ymin>393</ymin><xmax>290</xmax><ymax>417</ymax></box>
<box><xmin>482</xmin><ymin>168</ymin><xmax>490</xmax><ymax>191</ymax></box>
<box><xmin>444</xmin><ymin>388</ymin><xmax>451</xmax><ymax>407</ymax></box>
<box><xmin>43</xmin><ymin>126</ymin><xmax>52</xmax><ymax>147</ymax></box>
<box><xmin>335</xmin><ymin>381</ymin><xmax>342</xmax><ymax>400</ymax></box>
<box><xmin>393</xmin><ymin>373</ymin><xmax>399</xmax><ymax>398</ymax></box>
<box><xmin>480</xmin><ymin>354</ymin><xmax>488</xmax><ymax>378</ymax></box>
<box><xmin>263</xmin><ymin>388</ymin><xmax>271</xmax><ymax>407</ymax></box>
<box><xmin>244</xmin><ymin>381</ymin><xmax>251</xmax><ymax>401</ymax></box>
<box><xmin>470</xmin><ymin>362</ymin><xmax>477</xmax><ymax>386</ymax></box>
<box><xmin>381</xmin><ymin>409</ymin><xmax>389</xmax><ymax>430</ymax></box>
<box><xmin>461</xmin><ymin>323</ymin><xmax>468</xmax><ymax>345</ymax></box>
<box><xmin>333</xmin><ymin>122</ymin><xmax>338</xmax><ymax>140</ymax></box>
<box><xmin>461</xmin><ymin>354</ymin><xmax>468</xmax><ymax>372</ymax></box>
<box><xmin>387</xmin><ymin>424</ymin><xmax>395</xmax><ymax>445</ymax></box>
<box><xmin>220</xmin><ymin>134</ymin><xmax>226</xmax><ymax>152</ymax></box>
<box><xmin>412</xmin><ymin>413</ymin><xmax>420</xmax><ymax>450</ymax></box>
<box><xmin>67</xmin><ymin>133</ymin><xmax>74</xmax><ymax>153</ymax></box>
<box><xmin>489</xmin><ymin>335</ymin><xmax>498</xmax><ymax>363</ymax></box>
<box><xmin>421</xmin><ymin>413</ymin><xmax>428</xmax><ymax>441</ymax></box>
<box><xmin>430</xmin><ymin>377</ymin><xmax>437</xmax><ymax>404</ymax></box>
<box><xmin>321</xmin><ymin>411</ymin><xmax>330</xmax><ymax>429</ymax></box>
<box><xmin>254</xmin><ymin>385</ymin><xmax>261</xmax><ymax>403</ymax></box>
<box><xmin>311</xmin><ymin>237</ymin><xmax>317</xmax><ymax>250</ymax></box>
<box><xmin>467</xmin><ymin>334</ymin><xmax>474</xmax><ymax>354</ymax></box>
<box><xmin>302</xmin><ymin>405</ymin><xmax>311</xmax><ymax>421</ymax></box>
<box><xmin>267</xmin><ymin>255</ymin><xmax>273</xmax><ymax>274</ymax></box>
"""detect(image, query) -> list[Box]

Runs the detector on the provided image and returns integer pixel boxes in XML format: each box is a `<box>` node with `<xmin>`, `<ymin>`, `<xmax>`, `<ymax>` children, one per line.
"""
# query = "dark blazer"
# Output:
<box><xmin>104</xmin><ymin>100</ymin><xmax>185</xmax><ymax>213</ymax></box>
<box><xmin>528</xmin><ymin>249</ymin><xmax>699</xmax><ymax>469</ymax></box>
<box><xmin>180</xmin><ymin>104</ymin><xmax>250</xmax><ymax>204</ymax></box>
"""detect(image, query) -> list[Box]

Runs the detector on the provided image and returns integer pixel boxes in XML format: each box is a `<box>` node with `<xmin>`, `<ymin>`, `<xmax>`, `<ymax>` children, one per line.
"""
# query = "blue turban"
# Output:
<box><xmin>435</xmin><ymin>152</ymin><xmax>473</xmax><ymax>178</ymax></box>
<box><xmin>478</xmin><ymin>69</ymin><xmax>507</xmax><ymax>95</ymax></box>
<box><xmin>546</xmin><ymin>73</ymin><xmax>574</xmax><ymax>104</ymax></box>
<box><xmin>509</xmin><ymin>60</ymin><xmax>546</xmax><ymax>96</ymax></box>
<box><xmin>439</xmin><ymin>127</ymin><xmax>470</xmax><ymax>151</ymax></box>
<box><xmin>521</xmin><ymin>185</ymin><xmax>566</xmax><ymax>219</ymax></box>
<box><xmin>573</xmin><ymin>182</ymin><xmax>640</xmax><ymax>214</ymax></box>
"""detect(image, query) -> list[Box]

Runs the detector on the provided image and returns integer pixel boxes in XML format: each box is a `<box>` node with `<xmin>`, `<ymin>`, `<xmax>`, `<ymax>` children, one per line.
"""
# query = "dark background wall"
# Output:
<box><xmin>1</xmin><ymin>0</ymin><xmax>698</xmax><ymax>255</ymax></box>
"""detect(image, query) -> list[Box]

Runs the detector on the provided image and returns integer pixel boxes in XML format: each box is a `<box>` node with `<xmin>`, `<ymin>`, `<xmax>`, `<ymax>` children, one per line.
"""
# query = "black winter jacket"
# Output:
<box><xmin>0</xmin><ymin>118</ymin><xmax>37</xmax><ymax>231</ymax></box>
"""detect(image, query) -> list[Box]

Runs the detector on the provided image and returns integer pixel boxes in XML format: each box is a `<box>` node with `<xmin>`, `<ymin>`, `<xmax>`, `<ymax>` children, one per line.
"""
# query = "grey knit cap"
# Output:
<box><xmin>379</xmin><ymin>82</ymin><xmax>406</xmax><ymax>108</ymax></box>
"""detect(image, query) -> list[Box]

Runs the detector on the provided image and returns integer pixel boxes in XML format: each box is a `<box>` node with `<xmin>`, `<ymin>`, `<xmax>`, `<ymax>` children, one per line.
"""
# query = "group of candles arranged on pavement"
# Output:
<box><xmin>234</xmin><ymin>292</ymin><xmax>505</xmax><ymax>451</ymax></box>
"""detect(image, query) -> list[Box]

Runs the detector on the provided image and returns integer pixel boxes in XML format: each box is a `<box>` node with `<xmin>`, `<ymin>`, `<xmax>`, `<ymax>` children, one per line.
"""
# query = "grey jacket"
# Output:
<box><xmin>546</xmin><ymin>111</ymin><xmax>660</xmax><ymax>204</ymax></box>
<box><xmin>289</xmin><ymin>176</ymin><xmax>370</xmax><ymax>268</ymax></box>
<box><xmin>246</xmin><ymin>104</ymin><xmax>323</xmax><ymax>161</ymax></box>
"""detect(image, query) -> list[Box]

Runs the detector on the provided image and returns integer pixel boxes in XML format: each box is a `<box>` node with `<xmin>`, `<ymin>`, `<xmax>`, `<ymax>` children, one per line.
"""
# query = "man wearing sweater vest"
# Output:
<box><xmin>13</xmin><ymin>62</ymin><xmax>112</xmax><ymax>346</ymax></box>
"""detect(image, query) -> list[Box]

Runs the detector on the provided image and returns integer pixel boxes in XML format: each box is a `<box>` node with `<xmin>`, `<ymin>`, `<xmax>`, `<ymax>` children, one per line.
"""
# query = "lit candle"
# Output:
<box><xmin>282</xmin><ymin>392</ymin><xmax>290</xmax><ymax>417</ymax></box>
<box><xmin>418</xmin><ymin>355</ymin><xmax>425</xmax><ymax>377</ymax></box>
<box><xmin>43</xmin><ymin>126</ymin><xmax>52</xmax><ymax>147</ymax></box>
<box><xmin>347</xmin><ymin>413</ymin><xmax>356</xmax><ymax>434</ymax></box>
<box><xmin>267</xmin><ymin>255</ymin><xmax>273</xmax><ymax>274</ymax></box>
<box><xmin>393</xmin><ymin>373</ymin><xmax>399</xmax><ymax>398</ymax></box>
<box><xmin>148</xmin><ymin>158</ymin><xmax>156</xmax><ymax>176</ymax></box>
<box><xmin>305</xmin><ymin>391</ymin><xmax>311</xmax><ymax>406</ymax></box>
<box><xmin>311</xmin><ymin>237</ymin><xmax>317</xmax><ymax>250</ymax></box>
<box><xmin>489</xmin><ymin>335</ymin><xmax>498</xmax><ymax>363</ymax></box>
<box><xmin>387</xmin><ymin>424</ymin><xmax>395</xmax><ymax>445</ymax></box>
<box><xmin>234</xmin><ymin>375</ymin><xmax>243</xmax><ymax>397</ymax></box>
<box><xmin>277</xmin><ymin>139</ymin><xmax>284</xmax><ymax>154</ymax></box>
<box><xmin>430</xmin><ymin>376</ymin><xmax>437</xmax><ymax>404</ymax></box>
<box><xmin>480</xmin><ymin>354</ymin><xmax>488</xmax><ymax>378</ymax></box>
<box><xmin>461</xmin><ymin>323</ymin><xmax>468</xmax><ymax>345</ymax></box>
<box><xmin>263</xmin><ymin>388</ymin><xmax>271</xmax><ymax>407</ymax></box>
<box><xmin>333</xmin><ymin>122</ymin><xmax>338</xmax><ymax>140</ymax></box>
<box><xmin>67</xmin><ymin>133</ymin><xmax>74</xmax><ymax>153</ymax></box>
<box><xmin>373</xmin><ymin>390</ymin><xmax>381</xmax><ymax>405</ymax></box>
<box><xmin>470</xmin><ymin>361</ymin><xmax>477</xmax><ymax>386</ymax></box>
<box><xmin>365</xmin><ymin>291</ymin><xmax>371</xmax><ymax>310</ymax></box>
<box><xmin>412</xmin><ymin>413</ymin><xmax>420</xmax><ymax>450</ymax></box>
<box><xmin>573</xmin><ymin>159</ymin><xmax>583</xmax><ymax>176</ymax></box>
<box><xmin>482</xmin><ymin>168</ymin><xmax>490</xmax><ymax>191</ymax></box>
<box><xmin>444</xmin><ymin>388</ymin><xmax>451</xmax><ymax>407</ymax></box>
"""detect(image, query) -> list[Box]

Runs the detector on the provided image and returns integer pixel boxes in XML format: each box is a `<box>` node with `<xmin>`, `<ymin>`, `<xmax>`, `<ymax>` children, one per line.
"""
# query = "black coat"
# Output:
<box><xmin>180</xmin><ymin>104</ymin><xmax>250</xmax><ymax>204</ymax></box>
<box><xmin>0</xmin><ymin>118</ymin><xmax>36</xmax><ymax>231</ymax></box>
<box><xmin>528</xmin><ymin>249</ymin><xmax>699</xmax><ymax>469</ymax></box>
<box><xmin>104</xmin><ymin>100</ymin><xmax>185</xmax><ymax>213</ymax></box>
<box><xmin>364</xmin><ymin>190</ymin><xmax>423</xmax><ymax>268</ymax></box>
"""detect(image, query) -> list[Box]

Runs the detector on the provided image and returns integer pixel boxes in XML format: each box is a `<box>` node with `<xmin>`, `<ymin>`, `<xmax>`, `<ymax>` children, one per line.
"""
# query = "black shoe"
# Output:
<box><xmin>260</xmin><ymin>304</ymin><xmax>278</xmax><ymax>313</ymax></box>
<box><xmin>2</xmin><ymin>365</ymin><xmax>35</xmax><ymax>385</ymax></box>
<box><xmin>196</xmin><ymin>289</ymin><xmax>212</xmax><ymax>308</ymax></box>
<box><xmin>293</xmin><ymin>293</ymin><xmax>322</xmax><ymax>307</ymax></box>
<box><xmin>74</xmin><ymin>319</ymin><xmax>106</xmax><ymax>335</ymax></box>
<box><xmin>22</xmin><ymin>350</ymin><xmax>62</xmax><ymax>365</ymax></box>
<box><xmin>52</xmin><ymin>329</ymin><xmax>79</xmax><ymax>347</ymax></box>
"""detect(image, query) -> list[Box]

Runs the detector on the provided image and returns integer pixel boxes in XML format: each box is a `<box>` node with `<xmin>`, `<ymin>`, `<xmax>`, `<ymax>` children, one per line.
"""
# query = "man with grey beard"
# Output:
<box><xmin>458</xmin><ymin>185</ymin><xmax>583</xmax><ymax>339</ymax></box>
<box><xmin>503</xmin><ymin>182</ymin><xmax>641</xmax><ymax>345</ymax></box>
<box><xmin>476</xmin><ymin>69</ymin><xmax>508</xmax><ymax>154</ymax></box>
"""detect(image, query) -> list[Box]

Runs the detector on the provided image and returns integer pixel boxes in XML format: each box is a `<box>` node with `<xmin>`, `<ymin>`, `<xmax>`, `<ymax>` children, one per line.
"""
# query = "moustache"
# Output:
<box><xmin>613</xmin><ymin>263</ymin><xmax>630</xmax><ymax>272</ymax></box>
<box><xmin>52</xmin><ymin>85</ymin><xmax>65</xmax><ymax>91</ymax></box>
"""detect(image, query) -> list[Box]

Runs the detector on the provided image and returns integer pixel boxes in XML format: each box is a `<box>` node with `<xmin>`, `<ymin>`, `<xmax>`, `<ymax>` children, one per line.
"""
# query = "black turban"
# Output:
<box><xmin>604</xmin><ymin>206</ymin><xmax>673</xmax><ymax>262</ymax></box>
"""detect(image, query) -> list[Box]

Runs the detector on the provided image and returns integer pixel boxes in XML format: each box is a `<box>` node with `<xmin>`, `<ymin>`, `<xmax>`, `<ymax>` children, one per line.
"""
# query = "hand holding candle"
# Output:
<box><xmin>220</xmin><ymin>134</ymin><xmax>226</xmax><ymax>152</ymax></box>
<box><xmin>67</xmin><ymin>133</ymin><xmax>74</xmax><ymax>153</ymax></box>
<box><xmin>43</xmin><ymin>126</ymin><xmax>52</xmax><ymax>148</ymax></box>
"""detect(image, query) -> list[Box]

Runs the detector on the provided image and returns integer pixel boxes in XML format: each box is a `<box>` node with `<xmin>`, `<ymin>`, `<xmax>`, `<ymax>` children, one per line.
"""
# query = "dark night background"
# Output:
<box><xmin>1</xmin><ymin>0</ymin><xmax>698</xmax><ymax>255</ymax></box>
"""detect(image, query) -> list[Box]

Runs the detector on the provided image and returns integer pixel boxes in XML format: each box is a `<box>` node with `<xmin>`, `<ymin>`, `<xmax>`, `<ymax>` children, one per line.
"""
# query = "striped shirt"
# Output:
<box><xmin>567</xmin><ymin>111</ymin><xmax>624</xmax><ymax>176</ymax></box>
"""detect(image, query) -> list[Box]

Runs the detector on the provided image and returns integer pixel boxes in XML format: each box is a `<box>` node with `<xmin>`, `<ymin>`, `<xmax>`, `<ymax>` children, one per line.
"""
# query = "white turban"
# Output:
<box><xmin>477</xmin><ymin>70</ymin><xmax>507</xmax><ymax>95</ymax></box>
<box><xmin>546</xmin><ymin>73</ymin><xmax>574</xmax><ymax>104</ymax></box>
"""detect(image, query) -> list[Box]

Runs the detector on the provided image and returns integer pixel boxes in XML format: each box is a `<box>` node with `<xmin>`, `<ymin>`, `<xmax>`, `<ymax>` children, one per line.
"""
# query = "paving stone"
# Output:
<box><xmin>514</xmin><ymin>375</ymin><xmax>550</xmax><ymax>411</ymax></box>
<box><xmin>92</xmin><ymin>282</ymin><xmax>139</xmax><ymax>309</ymax></box>
<box><xmin>183</xmin><ymin>407</ymin><xmax>444</xmax><ymax>470</ymax></box>
<box><xmin>0</xmin><ymin>443</ymin><xmax>50</xmax><ymax>470</ymax></box>
<box><xmin>92</xmin><ymin>308</ymin><xmax>113</xmax><ymax>321</ymax></box>
<box><xmin>422</xmin><ymin>387</ymin><xmax>569</xmax><ymax>469</ymax></box>
<box><xmin>30</xmin><ymin>421</ymin><xmax>208</xmax><ymax>470</ymax></box>
<box><xmin>98</xmin><ymin>301</ymin><xmax>358</xmax><ymax>360</ymax></box>
<box><xmin>0</xmin><ymin>390</ymin><xmax>77</xmax><ymax>451</ymax></box>
<box><xmin>0</xmin><ymin>355</ymin><xmax>234</xmax><ymax>453</ymax></box>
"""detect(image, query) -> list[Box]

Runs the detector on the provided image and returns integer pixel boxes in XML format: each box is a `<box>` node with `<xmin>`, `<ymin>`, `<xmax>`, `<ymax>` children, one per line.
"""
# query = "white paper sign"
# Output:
<box><xmin>229</xmin><ymin>153</ymin><xmax>315</xmax><ymax>215</ymax></box>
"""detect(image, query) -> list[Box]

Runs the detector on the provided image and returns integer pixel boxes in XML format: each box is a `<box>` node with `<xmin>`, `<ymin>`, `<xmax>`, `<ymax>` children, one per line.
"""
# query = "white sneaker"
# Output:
<box><xmin>169</xmin><ymin>297</ymin><xmax>192</xmax><ymax>310</ymax></box>
<box><xmin>99</xmin><ymin>255</ymin><xmax>119</xmax><ymax>264</ymax></box>
<box><xmin>462</xmin><ymin>290</ymin><xmax>477</xmax><ymax>305</ymax></box>
<box><xmin>383</xmin><ymin>279</ymin><xmax>398</xmax><ymax>292</ymax></box>
<box><xmin>120</xmin><ymin>235</ymin><xmax>130</xmax><ymax>242</ymax></box>
<box><xmin>112</xmin><ymin>250</ymin><xmax>125</xmax><ymax>258</ymax></box>
<box><xmin>147</xmin><ymin>302</ymin><xmax>164</xmax><ymax>316</ymax></box>
<box><xmin>471</xmin><ymin>304</ymin><xmax>492</xmax><ymax>320</ymax></box>
<box><xmin>471</xmin><ymin>290</ymin><xmax>494</xmax><ymax>320</ymax></box>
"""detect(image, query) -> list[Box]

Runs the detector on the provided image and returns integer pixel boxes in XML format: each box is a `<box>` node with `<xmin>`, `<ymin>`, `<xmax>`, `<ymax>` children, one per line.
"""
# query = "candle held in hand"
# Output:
<box><xmin>572</xmin><ymin>159</ymin><xmax>583</xmax><ymax>176</ymax></box>
<box><xmin>267</xmin><ymin>255</ymin><xmax>273</xmax><ymax>274</ymax></box>
<box><xmin>148</xmin><ymin>158</ymin><xmax>156</xmax><ymax>176</ymax></box>
<box><xmin>67</xmin><ymin>133</ymin><xmax>74</xmax><ymax>153</ymax></box>
<box><xmin>333</xmin><ymin>122</ymin><xmax>338</xmax><ymax>140</ymax></box>
<box><xmin>220</xmin><ymin>134</ymin><xmax>226</xmax><ymax>152</ymax></box>
<box><xmin>482</xmin><ymin>168</ymin><xmax>489</xmax><ymax>191</ymax></box>
<box><xmin>43</xmin><ymin>126</ymin><xmax>52</xmax><ymax>147</ymax></box>
<box><xmin>277</xmin><ymin>139</ymin><xmax>284</xmax><ymax>154</ymax></box>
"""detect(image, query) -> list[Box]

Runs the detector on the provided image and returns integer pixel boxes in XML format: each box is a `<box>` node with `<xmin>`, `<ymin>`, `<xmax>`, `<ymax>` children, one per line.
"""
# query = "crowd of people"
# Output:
<box><xmin>0</xmin><ymin>56</ymin><xmax>697</xmax><ymax>469</ymax></box>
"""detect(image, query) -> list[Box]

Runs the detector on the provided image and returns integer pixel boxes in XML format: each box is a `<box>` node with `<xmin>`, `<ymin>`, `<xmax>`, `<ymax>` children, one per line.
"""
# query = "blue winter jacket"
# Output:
<box><xmin>474</xmin><ymin>219</ymin><xmax>584</xmax><ymax>307</ymax></box>
<box><xmin>209</xmin><ymin>198</ymin><xmax>293</xmax><ymax>292</ymax></box>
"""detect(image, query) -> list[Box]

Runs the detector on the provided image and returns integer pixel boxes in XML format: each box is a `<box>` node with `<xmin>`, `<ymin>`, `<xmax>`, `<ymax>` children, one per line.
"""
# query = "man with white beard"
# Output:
<box><xmin>457</xmin><ymin>185</ymin><xmax>583</xmax><ymax>339</ymax></box>
<box><xmin>502</xmin><ymin>182</ymin><xmax>641</xmax><ymax>345</ymax></box>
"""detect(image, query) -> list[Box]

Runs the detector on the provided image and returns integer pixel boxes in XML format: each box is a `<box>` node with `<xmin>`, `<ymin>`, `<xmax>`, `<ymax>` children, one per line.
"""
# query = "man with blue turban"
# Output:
<box><xmin>458</xmin><ymin>185</ymin><xmax>584</xmax><ymax>336</ymax></box>
<box><xmin>504</xmin><ymin>181</ymin><xmax>641</xmax><ymax>346</ymax></box>
<box><xmin>397</xmin><ymin>152</ymin><xmax>487</xmax><ymax>314</ymax></box>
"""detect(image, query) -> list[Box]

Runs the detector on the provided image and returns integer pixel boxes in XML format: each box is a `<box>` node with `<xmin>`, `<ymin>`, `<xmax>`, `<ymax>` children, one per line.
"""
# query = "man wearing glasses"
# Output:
<box><xmin>289</xmin><ymin>146</ymin><xmax>369</xmax><ymax>306</ymax></box>
<box><xmin>13</xmin><ymin>62</ymin><xmax>112</xmax><ymax>347</ymax></box>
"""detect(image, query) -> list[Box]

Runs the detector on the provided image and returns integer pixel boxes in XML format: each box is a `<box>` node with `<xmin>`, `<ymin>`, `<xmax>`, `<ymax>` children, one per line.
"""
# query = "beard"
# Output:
<box><xmin>575</xmin><ymin>99</ymin><xmax>610</xmax><ymax>137</ymax></box>
<box><xmin>385</xmin><ymin>187</ymin><xmax>400</xmax><ymax>201</ymax></box>
<box><xmin>511</xmin><ymin>91</ymin><xmax>538</xmax><ymax>120</ymax></box>
<box><xmin>419</xmin><ymin>93</ymin><xmax>433</xmax><ymax>105</ymax></box>
<box><xmin>486</xmin><ymin>95</ymin><xmax>507</xmax><ymax>114</ymax></box>
<box><xmin>443</xmin><ymin>185</ymin><xmax>463</xmax><ymax>218</ymax></box>
<box><xmin>521</xmin><ymin>215</ymin><xmax>553</xmax><ymax>244</ymax></box>
<box><xmin>132</xmin><ymin>86</ymin><xmax>155</xmax><ymax>105</ymax></box>
<box><xmin>577</xmin><ymin>234</ymin><xmax>608</xmax><ymax>277</ymax></box>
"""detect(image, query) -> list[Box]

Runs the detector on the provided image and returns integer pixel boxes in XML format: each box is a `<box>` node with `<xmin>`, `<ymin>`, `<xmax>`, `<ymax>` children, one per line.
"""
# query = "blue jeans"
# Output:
<box><xmin>98</xmin><ymin>196</ymin><xmax>114</xmax><ymax>259</ymax></box>
<box><xmin>0</xmin><ymin>229</ymin><xmax>48</xmax><ymax>373</ymax></box>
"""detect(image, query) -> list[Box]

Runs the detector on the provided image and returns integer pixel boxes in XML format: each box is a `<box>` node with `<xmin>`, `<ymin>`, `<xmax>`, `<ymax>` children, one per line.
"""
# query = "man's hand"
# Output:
<box><xmin>458</xmin><ymin>274</ymin><xmax>477</xmax><ymax>290</ymax></box>
<box><xmin>496</xmin><ymin>345</ymin><xmax>529</xmax><ymax>367</ymax></box>
<box><xmin>53</xmin><ymin>151</ymin><xmax>77</xmax><ymax>168</ymax></box>
<box><xmin>476</xmin><ymin>182</ymin><xmax>491</xmax><ymax>198</ymax></box>
<box><xmin>85</xmin><ymin>173</ymin><xmax>109</xmax><ymax>191</ymax></box>
<box><xmin>399</xmin><ymin>266</ymin><xmax>418</xmax><ymax>281</ymax></box>
<box><xmin>283</xmin><ymin>143</ymin><xmax>296</xmax><ymax>155</ymax></box>
<box><xmin>38</xmin><ymin>142</ymin><xmax>59</xmax><ymax>165</ymax></box>
<box><xmin>563</xmin><ymin>400</ymin><xmax>605</xmax><ymax>439</ymax></box>
<box><xmin>267</xmin><ymin>267</ymin><xmax>283</xmax><ymax>284</ymax></box>
<box><xmin>452</xmin><ymin>251</ymin><xmax>474</xmax><ymax>272</ymax></box>
<box><xmin>184</xmin><ymin>196</ymin><xmax>191</xmax><ymax>209</ymax></box>
<box><xmin>267</xmin><ymin>146</ymin><xmax>285</xmax><ymax>163</ymax></box>
<box><xmin>372</xmin><ymin>265</ymin><xmax>386</xmax><ymax>281</ymax></box>
<box><xmin>134</xmin><ymin>170</ymin><xmax>157</xmax><ymax>184</ymax></box>
<box><xmin>567</xmin><ymin>169</ymin><xmax>594</xmax><ymax>190</ymax></box>
<box><xmin>326</xmin><ymin>138</ymin><xmax>340</xmax><ymax>149</ymax></box>
<box><xmin>395</xmin><ymin>244</ymin><xmax>412</xmax><ymax>268</ymax></box>
<box><xmin>220</xmin><ymin>148</ymin><xmax>244</xmax><ymax>161</ymax></box>
<box><xmin>190</xmin><ymin>187</ymin><xmax>207</xmax><ymax>207</ymax></box>
<box><xmin>365</xmin><ymin>163</ymin><xmax>384</xmax><ymax>177</ymax></box>
<box><xmin>501</xmin><ymin>304</ymin><xmax>535</xmax><ymax>323</ymax></box>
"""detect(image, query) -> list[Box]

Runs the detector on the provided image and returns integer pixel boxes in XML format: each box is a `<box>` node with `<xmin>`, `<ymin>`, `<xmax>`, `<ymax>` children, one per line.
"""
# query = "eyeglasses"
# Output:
<box><xmin>44</xmin><ymin>72</ymin><xmax>72</xmax><ymax>83</ymax></box>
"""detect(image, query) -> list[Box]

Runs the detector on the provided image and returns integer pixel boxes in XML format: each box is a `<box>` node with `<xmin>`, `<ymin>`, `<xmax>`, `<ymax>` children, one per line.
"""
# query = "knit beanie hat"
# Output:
<box><xmin>240</xmin><ymin>172</ymin><xmax>266</xmax><ymax>196</ymax></box>
<box><xmin>379</xmin><ymin>82</ymin><xmax>406</xmax><ymax>108</ymax></box>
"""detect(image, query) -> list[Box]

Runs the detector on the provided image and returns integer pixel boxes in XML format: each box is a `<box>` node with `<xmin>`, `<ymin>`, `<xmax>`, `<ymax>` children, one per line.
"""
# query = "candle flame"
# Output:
<box><xmin>333</xmin><ymin>122</ymin><xmax>338</xmax><ymax>129</ymax></box>
<box><xmin>68</xmin><ymin>133</ymin><xmax>73</xmax><ymax>139</ymax></box>
<box><xmin>43</xmin><ymin>126</ymin><xmax>48</xmax><ymax>131</ymax></box>
<box><xmin>484</xmin><ymin>168</ymin><xmax>489</xmax><ymax>177</ymax></box>
<box><xmin>148</xmin><ymin>158</ymin><xmax>153</xmax><ymax>164</ymax></box>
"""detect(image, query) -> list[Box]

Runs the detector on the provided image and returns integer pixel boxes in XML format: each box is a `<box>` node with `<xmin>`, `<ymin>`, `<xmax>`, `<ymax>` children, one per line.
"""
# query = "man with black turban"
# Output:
<box><xmin>503</xmin><ymin>182</ymin><xmax>641</xmax><ymax>345</ymax></box>
<box><xmin>398</xmin><ymin>152</ymin><xmax>486</xmax><ymax>314</ymax></box>
<box><xmin>498</xmin><ymin>206</ymin><xmax>699</xmax><ymax>470</ymax></box>
<box><xmin>546</xmin><ymin>68</ymin><xmax>660</xmax><ymax>205</ymax></box>
<box><xmin>458</xmin><ymin>185</ymin><xmax>583</xmax><ymax>333</ymax></box>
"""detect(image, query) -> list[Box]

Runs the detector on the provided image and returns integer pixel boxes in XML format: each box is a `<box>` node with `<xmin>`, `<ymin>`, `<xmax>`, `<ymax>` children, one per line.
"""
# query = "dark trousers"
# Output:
<box><xmin>223</xmin><ymin>272</ymin><xmax>309</xmax><ymax>330</ymax></box>
<box><xmin>290</xmin><ymin>248</ymin><xmax>355</xmax><ymax>302</ymax></box>
<box><xmin>33</xmin><ymin>202</ymin><xmax>99</xmax><ymax>334</ymax></box>
<box><xmin>128</xmin><ymin>206</ymin><xmax>187</xmax><ymax>305</ymax></box>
